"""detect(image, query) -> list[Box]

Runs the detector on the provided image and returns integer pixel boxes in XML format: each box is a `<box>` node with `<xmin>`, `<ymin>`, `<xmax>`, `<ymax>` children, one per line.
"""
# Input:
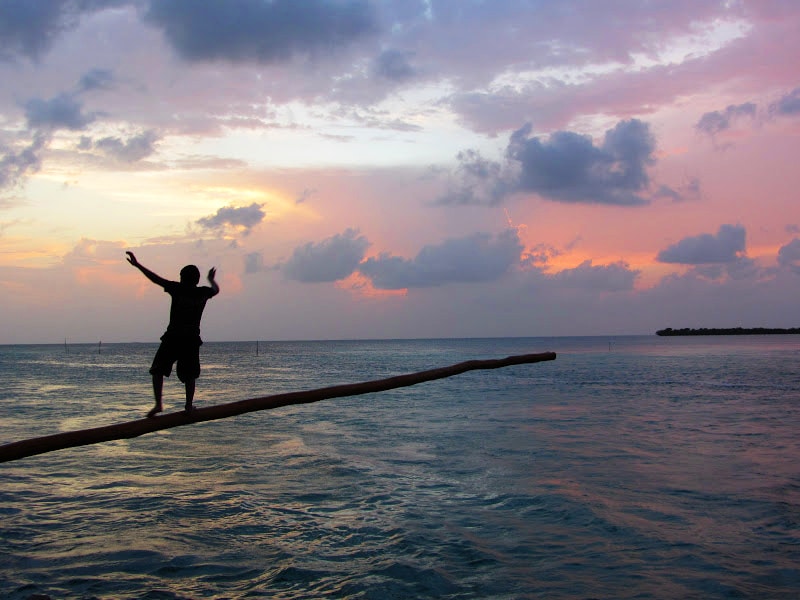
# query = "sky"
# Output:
<box><xmin>2</xmin><ymin>0</ymin><xmax>800</xmax><ymax>344</ymax></box>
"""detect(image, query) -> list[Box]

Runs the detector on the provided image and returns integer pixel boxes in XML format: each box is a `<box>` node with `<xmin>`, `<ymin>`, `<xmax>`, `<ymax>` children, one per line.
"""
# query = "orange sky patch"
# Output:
<box><xmin>336</xmin><ymin>272</ymin><xmax>408</xmax><ymax>299</ymax></box>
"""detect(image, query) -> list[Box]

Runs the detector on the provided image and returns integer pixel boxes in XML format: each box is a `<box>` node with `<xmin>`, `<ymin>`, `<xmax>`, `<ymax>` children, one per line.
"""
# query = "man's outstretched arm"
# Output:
<box><xmin>126</xmin><ymin>251</ymin><xmax>170</xmax><ymax>288</ymax></box>
<box><xmin>207</xmin><ymin>267</ymin><xmax>220</xmax><ymax>296</ymax></box>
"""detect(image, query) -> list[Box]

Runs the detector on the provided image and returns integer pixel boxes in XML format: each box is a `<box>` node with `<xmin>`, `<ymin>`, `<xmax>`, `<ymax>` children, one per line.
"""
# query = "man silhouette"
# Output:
<box><xmin>126</xmin><ymin>251</ymin><xmax>220</xmax><ymax>417</ymax></box>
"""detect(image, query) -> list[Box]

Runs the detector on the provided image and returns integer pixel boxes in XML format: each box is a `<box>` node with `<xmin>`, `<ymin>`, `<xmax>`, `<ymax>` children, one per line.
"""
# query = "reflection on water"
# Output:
<box><xmin>1</xmin><ymin>337</ymin><xmax>800</xmax><ymax>598</ymax></box>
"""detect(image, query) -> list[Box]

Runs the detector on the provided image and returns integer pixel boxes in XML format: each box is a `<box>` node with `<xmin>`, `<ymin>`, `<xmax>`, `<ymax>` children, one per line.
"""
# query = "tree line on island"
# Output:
<box><xmin>656</xmin><ymin>327</ymin><xmax>800</xmax><ymax>336</ymax></box>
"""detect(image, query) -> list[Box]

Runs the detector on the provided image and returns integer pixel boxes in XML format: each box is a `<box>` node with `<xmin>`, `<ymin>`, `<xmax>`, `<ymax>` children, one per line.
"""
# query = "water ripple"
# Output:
<box><xmin>2</xmin><ymin>337</ymin><xmax>800</xmax><ymax>598</ymax></box>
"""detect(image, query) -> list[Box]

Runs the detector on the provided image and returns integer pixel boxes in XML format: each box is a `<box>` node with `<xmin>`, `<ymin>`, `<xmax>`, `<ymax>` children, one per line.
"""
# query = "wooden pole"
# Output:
<box><xmin>0</xmin><ymin>351</ymin><xmax>555</xmax><ymax>464</ymax></box>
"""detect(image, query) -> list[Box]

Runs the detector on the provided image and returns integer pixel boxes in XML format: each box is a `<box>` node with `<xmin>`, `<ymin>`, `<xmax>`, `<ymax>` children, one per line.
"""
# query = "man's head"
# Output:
<box><xmin>179</xmin><ymin>264</ymin><xmax>201</xmax><ymax>286</ymax></box>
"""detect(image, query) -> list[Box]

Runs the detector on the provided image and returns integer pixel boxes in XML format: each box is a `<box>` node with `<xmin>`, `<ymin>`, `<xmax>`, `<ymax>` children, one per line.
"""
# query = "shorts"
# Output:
<box><xmin>149</xmin><ymin>333</ymin><xmax>203</xmax><ymax>383</ymax></box>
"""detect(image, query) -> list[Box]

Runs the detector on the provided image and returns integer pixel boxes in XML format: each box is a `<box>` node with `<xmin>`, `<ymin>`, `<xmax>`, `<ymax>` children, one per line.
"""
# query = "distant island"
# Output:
<box><xmin>656</xmin><ymin>327</ymin><xmax>800</xmax><ymax>336</ymax></box>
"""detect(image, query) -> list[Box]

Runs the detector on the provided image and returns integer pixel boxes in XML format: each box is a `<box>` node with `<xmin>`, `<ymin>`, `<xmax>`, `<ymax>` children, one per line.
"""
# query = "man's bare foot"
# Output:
<box><xmin>184</xmin><ymin>404</ymin><xmax>195</xmax><ymax>412</ymax></box>
<box><xmin>147</xmin><ymin>404</ymin><xmax>163</xmax><ymax>418</ymax></box>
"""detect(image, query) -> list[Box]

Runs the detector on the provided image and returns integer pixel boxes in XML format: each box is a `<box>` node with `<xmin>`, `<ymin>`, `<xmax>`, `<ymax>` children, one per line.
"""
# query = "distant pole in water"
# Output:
<box><xmin>98</xmin><ymin>341</ymin><xmax>102</xmax><ymax>354</ymax></box>
<box><xmin>64</xmin><ymin>338</ymin><xmax>68</xmax><ymax>353</ymax></box>
<box><xmin>256</xmin><ymin>340</ymin><xmax>259</xmax><ymax>356</ymax></box>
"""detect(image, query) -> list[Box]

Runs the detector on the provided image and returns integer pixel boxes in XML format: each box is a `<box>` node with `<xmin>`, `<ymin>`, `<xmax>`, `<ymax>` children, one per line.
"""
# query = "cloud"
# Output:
<box><xmin>282</xmin><ymin>228</ymin><xmax>370</xmax><ymax>283</ymax></box>
<box><xmin>440</xmin><ymin>119</ymin><xmax>657</xmax><ymax>206</ymax></box>
<box><xmin>244</xmin><ymin>251</ymin><xmax>264</xmax><ymax>274</ymax></box>
<box><xmin>436</xmin><ymin>149</ymin><xmax>517</xmax><ymax>205</ymax></box>
<box><xmin>551</xmin><ymin>260</ymin><xmax>639</xmax><ymax>292</ymax></box>
<box><xmin>24</xmin><ymin>92</ymin><xmax>98</xmax><ymax>131</ymax></box>
<box><xmin>0</xmin><ymin>1</ymin><xmax>62</xmax><ymax>60</ymax></box>
<box><xmin>93</xmin><ymin>130</ymin><xmax>160</xmax><ymax>163</ymax></box>
<box><xmin>373</xmin><ymin>49</ymin><xmax>417</xmax><ymax>81</ymax></box>
<box><xmin>0</xmin><ymin>132</ymin><xmax>48</xmax><ymax>191</ymax></box>
<box><xmin>724</xmin><ymin>256</ymin><xmax>760</xmax><ymax>281</ymax></box>
<box><xmin>295</xmin><ymin>188</ymin><xmax>317</xmax><ymax>204</ymax></box>
<box><xmin>512</xmin><ymin>119</ymin><xmax>656</xmax><ymax>205</ymax></box>
<box><xmin>681</xmin><ymin>254</ymin><xmax>761</xmax><ymax>282</ymax></box>
<box><xmin>4</xmin><ymin>83</ymin><xmax>95</xmax><ymax>193</ymax></box>
<box><xmin>359</xmin><ymin>229</ymin><xmax>522</xmax><ymax>289</ymax></box>
<box><xmin>0</xmin><ymin>0</ymin><xmax>84</xmax><ymax>60</ymax></box>
<box><xmin>77</xmin><ymin>67</ymin><xmax>115</xmax><ymax>92</ymax></box>
<box><xmin>2</xmin><ymin>69</ymin><xmax>120</xmax><ymax>192</ymax></box>
<box><xmin>657</xmin><ymin>224</ymin><xmax>746</xmax><ymax>264</ymax></box>
<box><xmin>443</xmin><ymin>21</ymin><xmax>760</xmax><ymax>135</ymax></box>
<box><xmin>770</xmin><ymin>87</ymin><xmax>800</xmax><ymax>116</ymax></box>
<box><xmin>778</xmin><ymin>238</ymin><xmax>800</xmax><ymax>272</ymax></box>
<box><xmin>654</xmin><ymin>177</ymin><xmax>701</xmax><ymax>203</ymax></box>
<box><xmin>696</xmin><ymin>102</ymin><xmax>757</xmax><ymax>136</ymax></box>
<box><xmin>654</xmin><ymin>185</ymin><xmax>683</xmax><ymax>202</ymax></box>
<box><xmin>62</xmin><ymin>237</ymin><xmax>127</xmax><ymax>266</ymax></box>
<box><xmin>0</xmin><ymin>2</ymin><xmax>126</xmax><ymax>61</ymax></box>
<box><xmin>197</xmin><ymin>203</ymin><xmax>266</xmax><ymax>234</ymax></box>
<box><xmin>522</xmin><ymin>243</ymin><xmax>562</xmax><ymax>267</ymax></box>
<box><xmin>144</xmin><ymin>0</ymin><xmax>377</xmax><ymax>64</ymax></box>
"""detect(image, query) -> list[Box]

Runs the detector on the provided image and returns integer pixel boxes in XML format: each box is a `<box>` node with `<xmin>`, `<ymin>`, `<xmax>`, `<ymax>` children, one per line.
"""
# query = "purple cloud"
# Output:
<box><xmin>771</xmin><ymin>87</ymin><xmax>800</xmax><ymax>117</ymax></box>
<box><xmin>657</xmin><ymin>224</ymin><xmax>746</xmax><ymax>265</ymax></box>
<box><xmin>93</xmin><ymin>130</ymin><xmax>160</xmax><ymax>163</ymax></box>
<box><xmin>197</xmin><ymin>203</ymin><xmax>266</xmax><ymax>234</ymax></box>
<box><xmin>778</xmin><ymin>238</ymin><xmax>800</xmax><ymax>272</ymax></box>
<box><xmin>0</xmin><ymin>132</ymin><xmax>48</xmax><ymax>191</ymax></box>
<box><xmin>551</xmin><ymin>260</ymin><xmax>639</xmax><ymax>292</ymax></box>
<box><xmin>145</xmin><ymin>0</ymin><xmax>377</xmax><ymax>64</ymax></box>
<box><xmin>439</xmin><ymin>119</ymin><xmax>657</xmax><ymax>206</ymax></box>
<box><xmin>359</xmin><ymin>229</ymin><xmax>522</xmax><ymax>289</ymax></box>
<box><xmin>283</xmin><ymin>228</ymin><xmax>370</xmax><ymax>283</ymax></box>
<box><xmin>24</xmin><ymin>93</ymin><xmax>98</xmax><ymax>131</ymax></box>
<box><xmin>696</xmin><ymin>102</ymin><xmax>757</xmax><ymax>136</ymax></box>
<box><xmin>373</xmin><ymin>48</ymin><xmax>417</xmax><ymax>81</ymax></box>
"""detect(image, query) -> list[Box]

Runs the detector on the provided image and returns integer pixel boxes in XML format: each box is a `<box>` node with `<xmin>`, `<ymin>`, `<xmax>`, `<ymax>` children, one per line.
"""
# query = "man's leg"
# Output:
<box><xmin>179</xmin><ymin>343</ymin><xmax>200</xmax><ymax>412</ymax></box>
<box><xmin>148</xmin><ymin>374</ymin><xmax>164</xmax><ymax>418</ymax></box>
<box><xmin>184</xmin><ymin>379</ymin><xmax>196</xmax><ymax>411</ymax></box>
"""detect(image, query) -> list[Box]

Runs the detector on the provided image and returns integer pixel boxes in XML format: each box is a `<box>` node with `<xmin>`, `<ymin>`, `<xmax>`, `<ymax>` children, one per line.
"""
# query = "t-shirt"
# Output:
<box><xmin>162</xmin><ymin>281</ymin><xmax>217</xmax><ymax>337</ymax></box>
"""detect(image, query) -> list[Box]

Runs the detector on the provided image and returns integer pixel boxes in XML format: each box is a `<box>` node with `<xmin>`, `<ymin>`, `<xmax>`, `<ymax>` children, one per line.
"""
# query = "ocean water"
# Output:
<box><xmin>1</xmin><ymin>336</ymin><xmax>799</xmax><ymax>599</ymax></box>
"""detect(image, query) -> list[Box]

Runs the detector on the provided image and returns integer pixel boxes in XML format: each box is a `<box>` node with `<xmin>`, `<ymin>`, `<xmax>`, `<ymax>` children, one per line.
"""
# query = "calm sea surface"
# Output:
<box><xmin>1</xmin><ymin>336</ymin><xmax>799</xmax><ymax>599</ymax></box>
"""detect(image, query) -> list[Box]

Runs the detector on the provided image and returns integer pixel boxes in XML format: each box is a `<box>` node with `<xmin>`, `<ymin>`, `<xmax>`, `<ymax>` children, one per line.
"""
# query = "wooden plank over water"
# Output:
<box><xmin>0</xmin><ymin>352</ymin><xmax>556</xmax><ymax>463</ymax></box>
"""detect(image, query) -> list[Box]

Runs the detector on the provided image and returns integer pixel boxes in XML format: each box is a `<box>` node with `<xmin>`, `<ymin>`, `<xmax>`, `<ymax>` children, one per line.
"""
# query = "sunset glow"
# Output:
<box><xmin>2</xmin><ymin>1</ymin><xmax>800</xmax><ymax>343</ymax></box>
